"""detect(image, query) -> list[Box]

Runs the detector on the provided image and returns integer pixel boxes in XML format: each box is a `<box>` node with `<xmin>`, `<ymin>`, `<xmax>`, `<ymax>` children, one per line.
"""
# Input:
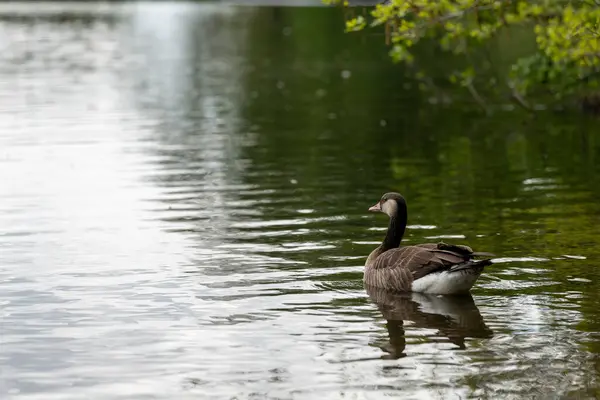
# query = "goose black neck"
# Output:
<box><xmin>382</xmin><ymin>200</ymin><xmax>407</xmax><ymax>250</ymax></box>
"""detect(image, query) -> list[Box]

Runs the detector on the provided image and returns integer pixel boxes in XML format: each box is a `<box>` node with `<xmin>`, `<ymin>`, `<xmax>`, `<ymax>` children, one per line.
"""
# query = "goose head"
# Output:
<box><xmin>368</xmin><ymin>192</ymin><xmax>406</xmax><ymax>218</ymax></box>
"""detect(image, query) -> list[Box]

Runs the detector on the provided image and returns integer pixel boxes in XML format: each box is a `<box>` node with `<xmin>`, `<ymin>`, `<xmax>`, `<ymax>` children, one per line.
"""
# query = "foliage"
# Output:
<box><xmin>325</xmin><ymin>0</ymin><xmax>600</xmax><ymax>109</ymax></box>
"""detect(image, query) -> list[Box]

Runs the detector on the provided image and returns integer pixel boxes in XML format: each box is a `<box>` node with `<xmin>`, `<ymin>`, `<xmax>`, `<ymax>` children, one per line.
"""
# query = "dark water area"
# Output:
<box><xmin>1</xmin><ymin>2</ymin><xmax>600</xmax><ymax>399</ymax></box>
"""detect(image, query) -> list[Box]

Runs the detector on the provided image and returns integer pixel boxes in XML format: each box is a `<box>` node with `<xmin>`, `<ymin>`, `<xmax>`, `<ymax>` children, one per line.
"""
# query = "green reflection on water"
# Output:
<box><xmin>237</xmin><ymin>6</ymin><xmax>600</xmax><ymax>332</ymax></box>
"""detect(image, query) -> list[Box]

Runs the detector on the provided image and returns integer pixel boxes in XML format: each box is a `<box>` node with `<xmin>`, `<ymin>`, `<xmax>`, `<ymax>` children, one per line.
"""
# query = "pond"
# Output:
<box><xmin>1</xmin><ymin>2</ymin><xmax>600</xmax><ymax>399</ymax></box>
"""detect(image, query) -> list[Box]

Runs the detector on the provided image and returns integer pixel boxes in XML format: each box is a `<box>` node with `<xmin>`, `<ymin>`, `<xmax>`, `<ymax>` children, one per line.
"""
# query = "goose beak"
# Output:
<box><xmin>368</xmin><ymin>202</ymin><xmax>381</xmax><ymax>212</ymax></box>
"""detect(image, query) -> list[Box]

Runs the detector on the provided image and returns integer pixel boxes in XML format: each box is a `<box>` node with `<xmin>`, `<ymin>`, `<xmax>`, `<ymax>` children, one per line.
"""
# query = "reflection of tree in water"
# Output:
<box><xmin>238</xmin><ymin>7</ymin><xmax>418</xmax><ymax>199</ymax></box>
<box><xmin>236</xmin><ymin>8</ymin><xmax>600</xmax><ymax>326</ymax></box>
<box><xmin>366</xmin><ymin>285</ymin><xmax>493</xmax><ymax>359</ymax></box>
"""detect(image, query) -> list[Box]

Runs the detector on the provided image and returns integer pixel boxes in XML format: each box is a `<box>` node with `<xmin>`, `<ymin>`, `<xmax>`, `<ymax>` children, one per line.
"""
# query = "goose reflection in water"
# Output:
<box><xmin>366</xmin><ymin>285</ymin><xmax>493</xmax><ymax>359</ymax></box>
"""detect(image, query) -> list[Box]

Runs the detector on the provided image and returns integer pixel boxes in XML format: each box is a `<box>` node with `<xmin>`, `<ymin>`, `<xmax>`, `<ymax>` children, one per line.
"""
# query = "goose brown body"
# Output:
<box><xmin>365</xmin><ymin>192</ymin><xmax>493</xmax><ymax>294</ymax></box>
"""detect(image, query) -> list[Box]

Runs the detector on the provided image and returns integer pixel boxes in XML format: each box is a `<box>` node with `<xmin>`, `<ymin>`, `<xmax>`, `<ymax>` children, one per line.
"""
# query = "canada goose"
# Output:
<box><xmin>365</xmin><ymin>192</ymin><xmax>494</xmax><ymax>294</ymax></box>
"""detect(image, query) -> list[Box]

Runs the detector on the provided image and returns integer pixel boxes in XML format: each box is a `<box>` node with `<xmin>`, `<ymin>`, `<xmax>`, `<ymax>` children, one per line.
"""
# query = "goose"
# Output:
<box><xmin>365</xmin><ymin>192</ymin><xmax>494</xmax><ymax>294</ymax></box>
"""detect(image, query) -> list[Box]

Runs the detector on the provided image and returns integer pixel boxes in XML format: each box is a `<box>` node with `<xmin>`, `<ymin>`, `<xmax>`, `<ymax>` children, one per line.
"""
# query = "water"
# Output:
<box><xmin>1</xmin><ymin>2</ymin><xmax>600</xmax><ymax>399</ymax></box>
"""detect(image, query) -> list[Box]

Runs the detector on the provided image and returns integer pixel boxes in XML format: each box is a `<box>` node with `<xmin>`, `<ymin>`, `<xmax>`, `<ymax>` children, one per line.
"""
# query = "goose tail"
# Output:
<box><xmin>449</xmin><ymin>258</ymin><xmax>493</xmax><ymax>273</ymax></box>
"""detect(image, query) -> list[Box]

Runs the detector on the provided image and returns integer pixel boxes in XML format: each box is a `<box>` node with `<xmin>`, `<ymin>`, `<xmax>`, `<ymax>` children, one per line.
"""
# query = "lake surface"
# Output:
<box><xmin>1</xmin><ymin>2</ymin><xmax>600</xmax><ymax>399</ymax></box>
